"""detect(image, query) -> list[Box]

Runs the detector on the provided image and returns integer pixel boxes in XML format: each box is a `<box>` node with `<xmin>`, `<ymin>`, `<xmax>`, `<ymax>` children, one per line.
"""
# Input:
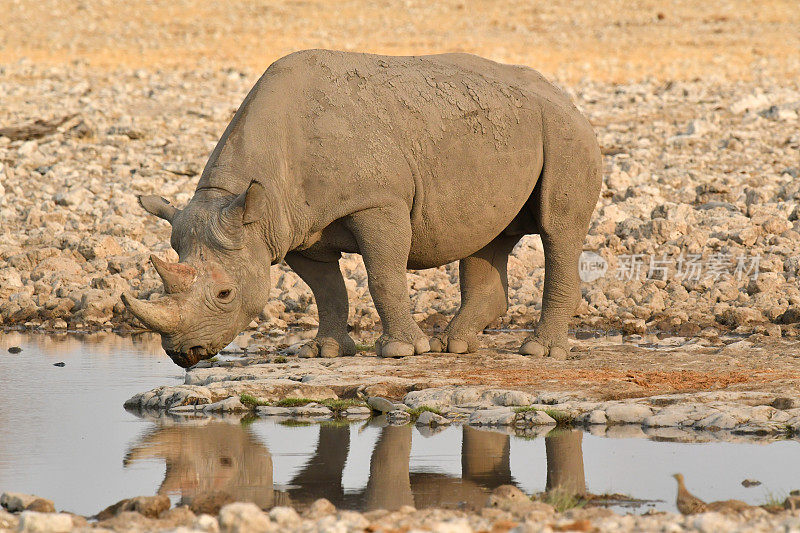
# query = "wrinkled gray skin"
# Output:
<box><xmin>122</xmin><ymin>49</ymin><xmax>602</xmax><ymax>368</ymax></box>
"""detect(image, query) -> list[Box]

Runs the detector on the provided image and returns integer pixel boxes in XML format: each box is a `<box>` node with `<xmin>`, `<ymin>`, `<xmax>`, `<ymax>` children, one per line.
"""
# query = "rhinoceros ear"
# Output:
<box><xmin>242</xmin><ymin>181</ymin><xmax>268</xmax><ymax>224</ymax></box>
<box><xmin>225</xmin><ymin>181</ymin><xmax>268</xmax><ymax>225</ymax></box>
<box><xmin>139</xmin><ymin>195</ymin><xmax>178</xmax><ymax>223</ymax></box>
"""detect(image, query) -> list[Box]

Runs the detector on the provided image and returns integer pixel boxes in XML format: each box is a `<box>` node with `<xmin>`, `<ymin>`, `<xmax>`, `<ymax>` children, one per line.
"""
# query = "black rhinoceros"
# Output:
<box><xmin>122</xmin><ymin>49</ymin><xmax>602</xmax><ymax>368</ymax></box>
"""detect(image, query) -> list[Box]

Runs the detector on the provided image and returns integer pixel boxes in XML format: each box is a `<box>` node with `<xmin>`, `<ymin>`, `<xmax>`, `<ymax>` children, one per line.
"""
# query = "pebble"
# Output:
<box><xmin>517</xmin><ymin>409</ymin><xmax>557</xmax><ymax>426</ymax></box>
<box><xmin>344</xmin><ymin>405</ymin><xmax>372</xmax><ymax>418</ymax></box>
<box><xmin>304</xmin><ymin>498</ymin><xmax>337</xmax><ymax>519</ymax></box>
<box><xmin>24</xmin><ymin>499</ymin><xmax>55</xmax><ymax>513</ymax></box>
<box><xmin>692</xmin><ymin>512</ymin><xmax>736</xmax><ymax>533</ymax></box>
<box><xmin>189</xmin><ymin>492</ymin><xmax>234</xmax><ymax>516</ymax></box>
<box><xmin>416</xmin><ymin>410</ymin><xmax>451</xmax><ymax>427</ymax></box>
<box><xmin>217</xmin><ymin>502</ymin><xmax>273</xmax><ymax>533</ymax></box>
<box><xmin>386</xmin><ymin>409</ymin><xmax>412</xmax><ymax>425</ymax></box>
<box><xmin>0</xmin><ymin>492</ymin><xmax>46</xmax><ymax>513</ymax></box>
<box><xmin>17</xmin><ymin>511</ymin><xmax>73</xmax><ymax>533</ymax></box>
<box><xmin>469</xmin><ymin>407</ymin><xmax>516</xmax><ymax>426</ymax></box>
<box><xmin>193</xmin><ymin>514</ymin><xmax>221</xmax><ymax>532</ymax></box>
<box><xmin>368</xmin><ymin>396</ymin><xmax>397</xmax><ymax>413</ymax></box>
<box><xmin>268</xmin><ymin>506</ymin><xmax>301</xmax><ymax>527</ymax></box>
<box><xmin>584</xmin><ymin>410</ymin><xmax>608</xmax><ymax>425</ymax></box>
<box><xmin>0</xmin><ymin>510</ymin><xmax>18</xmax><ymax>529</ymax></box>
<box><xmin>605</xmin><ymin>404</ymin><xmax>654</xmax><ymax>424</ymax></box>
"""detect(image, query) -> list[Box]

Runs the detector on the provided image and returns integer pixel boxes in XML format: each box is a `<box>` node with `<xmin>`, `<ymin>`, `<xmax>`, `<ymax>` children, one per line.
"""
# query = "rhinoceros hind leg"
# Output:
<box><xmin>285</xmin><ymin>252</ymin><xmax>356</xmax><ymax>358</ymax></box>
<box><xmin>521</xmin><ymin>125</ymin><xmax>601</xmax><ymax>358</ymax></box>
<box><xmin>519</xmin><ymin>230</ymin><xmax>582</xmax><ymax>359</ymax></box>
<box><xmin>430</xmin><ymin>235</ymin><xmax>520</xmax><ymax>354</ymax></box>
<box><xmin>347</xmin><ymin>205</ymin><xmax>429</xmax><ymax>358</ymax></box>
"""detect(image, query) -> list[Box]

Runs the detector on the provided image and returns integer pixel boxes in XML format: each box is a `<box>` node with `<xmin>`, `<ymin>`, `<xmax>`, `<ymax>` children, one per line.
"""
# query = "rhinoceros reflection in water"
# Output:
<box><xmin>124</xmin><ymin>421</ymin><xmax>277</xmax><ymax>508</ymax></box>
<box><xmin>125</xmin><ymin>422</ymin><xmax>586</xmax><ymax>511</ymax></box>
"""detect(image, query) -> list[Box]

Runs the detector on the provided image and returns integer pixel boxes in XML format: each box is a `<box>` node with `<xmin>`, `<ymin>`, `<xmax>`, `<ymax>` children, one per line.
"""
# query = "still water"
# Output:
<box><xmin>0</xmin><ymin>331</ymin><xmax>798</xmax><ymax>516</ymax></box>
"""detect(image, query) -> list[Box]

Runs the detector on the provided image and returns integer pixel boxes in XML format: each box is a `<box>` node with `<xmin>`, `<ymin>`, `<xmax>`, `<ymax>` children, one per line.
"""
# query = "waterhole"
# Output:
<box><xmin>0</xmin><ymin>332</ymin><xmax>797</xmax><ymax>516</ymax></box>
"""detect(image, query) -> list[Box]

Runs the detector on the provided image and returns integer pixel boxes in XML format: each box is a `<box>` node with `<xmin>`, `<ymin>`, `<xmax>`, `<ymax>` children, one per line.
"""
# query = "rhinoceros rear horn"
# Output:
<box><xmin>150</xmin><ymin>255</ymin><xmax>197</xmax><ymax>294</ymax></box>
<box><xmin>139</xmin><ymin>195</ymin><xmax>178</xmax><ymax>223</ymax></box>
<box><xmin>121</xmin><ymin>292</ymin><xmax>180</xmax><ymax>333</ymax></box>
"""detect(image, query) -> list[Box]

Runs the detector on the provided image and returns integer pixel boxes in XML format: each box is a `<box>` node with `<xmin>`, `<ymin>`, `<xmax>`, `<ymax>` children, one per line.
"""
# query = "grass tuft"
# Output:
<box><xmin>540</xmin><ymin>489</ymin><xmax>587</xmax><ymax>512</ymax></box>
<box><xmin>513</xmin><ymin>406</ymin><xmax>575</xmax><ymax>426</ymax></box>
<box><xmin>273</xmin><ymin>356</ymin><xmax>288</xmax><ymax>364</ymax></box>
<box><xmin>320</xmin><ymin>398</ymin><xmax>367</xmax><ymax>413</ymax></box>
<box><xmin>279</xmin><ymin>419</ymin><xmax>315</xmax><ymax>428</ymax></box>
<box><xmin>544</xmin><ymin>409</ymin><xmax>574</xmax><ymax>425</ymax></box>
<box><xmin>239</xmin><ymin>414</ymin><xmax>258</xmax><ymax>427</ymax></box>
<box><xmin>762</xmin><ymin>490</ymin><xmax>788</xmax><ymax>508</ymax></box>
<box><xmin>239</xmin><ymin>394</ymin><xmax>270</xmax><ymax>407</ymax></box>
<box><xmin>273</xmin><ymin>397</ymin><xmax>314</xmax><ymax>407</ymax></box>
<box><xmin>406</xmin><ymin>405</ymin><xmax>444</xmax><ymax>420</ymax></box>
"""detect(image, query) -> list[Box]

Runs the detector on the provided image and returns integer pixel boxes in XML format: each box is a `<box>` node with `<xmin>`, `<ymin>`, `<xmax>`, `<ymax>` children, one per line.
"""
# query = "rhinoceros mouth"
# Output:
<box><xmin>166</xmin><ymin>346</ymin><xmax>206</xmax><ymax>368</ymax></box>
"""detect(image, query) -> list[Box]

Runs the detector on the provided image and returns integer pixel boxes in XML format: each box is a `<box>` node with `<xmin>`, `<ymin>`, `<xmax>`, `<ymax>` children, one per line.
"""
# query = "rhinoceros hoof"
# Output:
<box><xmin>428</xmin><ymin>335</ymin><xmax>473</xmax><ymax>354</ymax></box>
<box><xmin>519</xmin><ymin>338</ymin><xmax>569</xmax><ymax>359</ymax></box>
<box><xmin>298</xmin><ymin>336</ymin><xmax>356</xmax><ymax>358</ymax></box>
<box><xmin>376</xmin><ymin>336</ymin><xmax>430</xmax><ymax>358</ymax></box>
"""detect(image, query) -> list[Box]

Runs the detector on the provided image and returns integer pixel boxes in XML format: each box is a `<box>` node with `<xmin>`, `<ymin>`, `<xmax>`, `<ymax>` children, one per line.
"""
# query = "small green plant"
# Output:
<box><xmin>541</xmin><ymin>489</ymin><xmax>586</xmax><ymax>512</ymax></box>
<box><xmin>512</xmin><ymin>406</ymin><xmax>574</xmax><ymax>426</ymax></box>
<box><xmin>762</xmin><ymin>490</ymin><xmax>787</xmax><ymax>508</ymax></box>
<box><xmin>544</xmin><ymin>409</ymin><xmax>574</xmax><ymax>425</ymax></box>
<box><xmin>355</xmin><ymin>343</ymin><xmax>373</xmax><ymax>352</ymax></box>
<box><xmin>273</xmin><ymin>397</ymin><xmax>314</xmax><ymax>407</ymax></box>
<box><xmin>239</xmin><ymin>394</ymin><xmax>270</xmax><ymax>407</ymax></box>
<box><xmin>406</xmin><ymin>406</ymin><xmax>444</xmax><ymax>420</ymax></box>
<box><xmin>320</xmin><ymin>398</ymin><xmax>367</xmax><ymax>413</ymax></box>
<box><xmin>273</xmin><ymin>356</ymin><xmax>288</xmax><ymax>364</ymax></box>
<box><xmin>239</xmin><ymin>414</ymin><xmax>258</xmax><ymax>427</ymax></box>
<box><xmin>278</xmin><ymin>419</ymin><xmax>316</xmax><ymax>428</ymax></box>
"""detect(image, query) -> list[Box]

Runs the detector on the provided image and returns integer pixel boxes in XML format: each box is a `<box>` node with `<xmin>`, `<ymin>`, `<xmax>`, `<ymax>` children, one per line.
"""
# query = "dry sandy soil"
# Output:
<box><xmin>2</xmin><ymin>0</ymin><xmax>799</xmax><ymax>83</ymax></box>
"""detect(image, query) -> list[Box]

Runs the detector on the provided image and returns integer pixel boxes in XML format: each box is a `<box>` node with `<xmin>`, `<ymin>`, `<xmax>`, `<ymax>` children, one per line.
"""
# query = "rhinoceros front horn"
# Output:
<box><xmin>121</xmin><ymin>293</ymin><xmax>180</xmax><ymax>333</ymax></box>
<box><xmin>150</xmin><ymin>255</ymin><xmax>197</xmax><ymax>294</ymax></box>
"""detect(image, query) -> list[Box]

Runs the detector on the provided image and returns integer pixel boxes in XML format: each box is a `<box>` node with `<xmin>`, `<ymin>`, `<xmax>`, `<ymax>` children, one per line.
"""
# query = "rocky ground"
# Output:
<box><xmin>1</xmin><ymin>62</ymin><xmax>799</xmax><ymax>341</ymax></box>
<box><xmin>3</xmin><ymin>486</ymin><xmax>800</xmax><ymax>533</ymax></box>
<box><xmin>2</xmin><ymin>1</ymin><xmax>800</xmax><ymax>531</ymax></box>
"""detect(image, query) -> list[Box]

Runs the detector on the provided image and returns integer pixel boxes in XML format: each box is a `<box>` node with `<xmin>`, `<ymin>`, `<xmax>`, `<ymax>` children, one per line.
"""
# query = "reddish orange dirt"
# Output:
<box><xmin>341</xmin><ymin>331</ymin><xmax>800</xmax><ymax>400</ymax></box>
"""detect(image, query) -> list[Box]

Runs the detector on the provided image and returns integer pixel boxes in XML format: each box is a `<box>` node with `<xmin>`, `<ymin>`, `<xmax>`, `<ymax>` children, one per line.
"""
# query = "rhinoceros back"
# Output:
<box><xmin>198</xmin><ymin>50</ymin><xmax>587</xmax><ymax>267</ymax></box>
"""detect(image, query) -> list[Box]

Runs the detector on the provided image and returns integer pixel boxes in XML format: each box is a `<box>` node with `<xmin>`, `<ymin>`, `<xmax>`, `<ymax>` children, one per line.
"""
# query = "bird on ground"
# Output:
<box><xmin>673</xmin><ymin>473</ymin><xmax>708</xmax><ymax>514</ymax></box>
<box><xmin>672</xmin><ymin>473</ymin><xmax>751</xmax><ymax>515</ymax></box>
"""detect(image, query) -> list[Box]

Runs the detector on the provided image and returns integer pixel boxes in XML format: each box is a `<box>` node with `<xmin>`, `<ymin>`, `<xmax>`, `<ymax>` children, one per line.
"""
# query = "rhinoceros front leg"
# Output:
<box><xmin>347</xmin><ymin>205</ymin><xmax>430</xmax><ymax>358</ymax></box>
<box><xmin>429</xmin><ymin>235</ymin><xmax>519</xmax><ymax>353</ymax></box>
<box><xmin>285</xmin><ymin>252</ymin><xmax>356</xmax><ymax>358</ymax></box>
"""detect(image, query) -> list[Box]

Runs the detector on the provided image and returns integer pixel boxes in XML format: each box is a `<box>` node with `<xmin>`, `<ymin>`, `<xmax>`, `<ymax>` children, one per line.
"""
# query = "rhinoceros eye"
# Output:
<box><xmin>217</xmin><ymin>289</ymin><xmax>232</xmax><ymax>300</ymax></box>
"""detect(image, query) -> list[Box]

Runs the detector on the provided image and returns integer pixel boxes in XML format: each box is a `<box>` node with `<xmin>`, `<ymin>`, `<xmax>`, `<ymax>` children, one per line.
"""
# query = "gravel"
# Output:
<box><xmin>4</xmin><ymin>490</ymin><xmax>800</xmax><ymax>533</ymax></box>
<box><xmin>1</xmin><ymin>62</ymin><xmax>798</xmax><ymax>341</ymax></box>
